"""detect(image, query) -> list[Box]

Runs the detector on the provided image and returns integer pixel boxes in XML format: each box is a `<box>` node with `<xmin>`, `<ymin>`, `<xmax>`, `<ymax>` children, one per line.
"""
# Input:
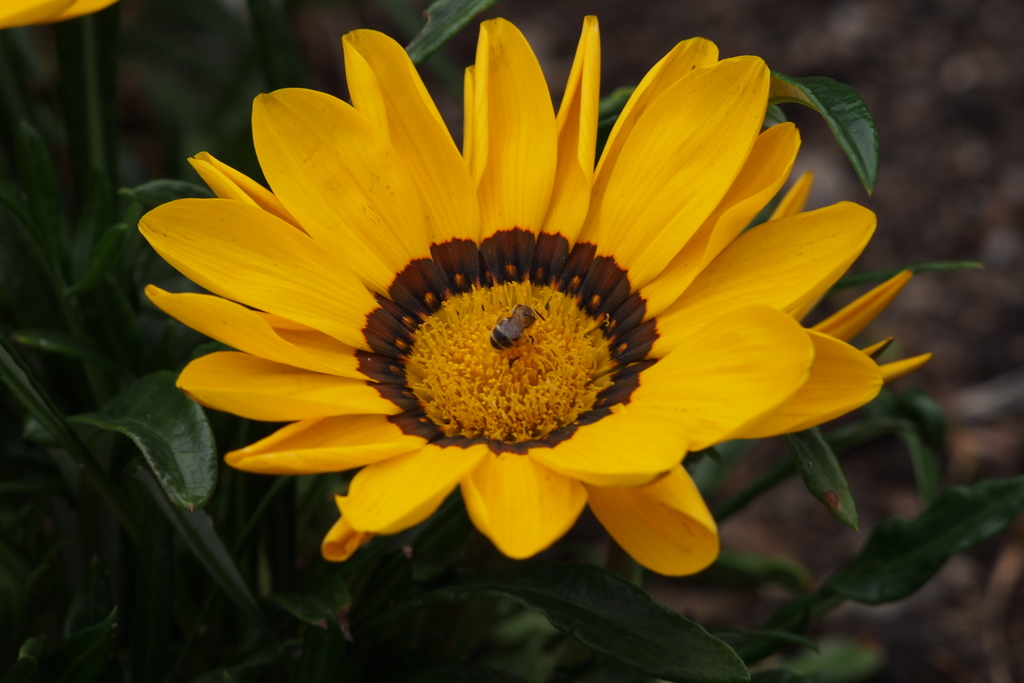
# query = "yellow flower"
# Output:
<box><xmin>0</xmin><ymin>0</ymin><xmax>118</xmax><ymax>28</ymax></box>
<box><xmin>140</xmin><ymin>17</ymin><xmax>926</xmax><ymax>575</ymax></box>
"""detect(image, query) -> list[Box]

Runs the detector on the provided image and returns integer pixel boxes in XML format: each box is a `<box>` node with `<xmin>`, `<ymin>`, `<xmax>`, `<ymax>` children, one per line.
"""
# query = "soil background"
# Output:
<box><xmin>116</xmin><ymin>0</ymin><xmax>1024</xmax><ymax>680</ymax></box>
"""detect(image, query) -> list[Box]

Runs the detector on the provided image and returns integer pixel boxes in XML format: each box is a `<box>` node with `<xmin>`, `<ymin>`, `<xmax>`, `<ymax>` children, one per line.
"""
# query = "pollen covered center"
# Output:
<box><xmin>405</xmin><ymin>282</ymin><xmax>615</xmax><ymax>443</ymax></box>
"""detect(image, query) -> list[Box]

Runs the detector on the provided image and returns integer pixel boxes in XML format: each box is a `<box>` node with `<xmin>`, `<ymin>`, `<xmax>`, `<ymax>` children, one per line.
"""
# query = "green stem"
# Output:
<box><xmin>714</xmin><ymin>460</ymin><xmax>796</xmax><ymax>523</ymax></box>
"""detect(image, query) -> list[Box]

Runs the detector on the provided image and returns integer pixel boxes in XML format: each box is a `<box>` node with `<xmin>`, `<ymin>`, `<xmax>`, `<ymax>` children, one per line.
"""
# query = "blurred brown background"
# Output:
<box><xmin>115</xmin><ymin>0</ymin><xmax>1024</xmax><ymax>680</ymax></box>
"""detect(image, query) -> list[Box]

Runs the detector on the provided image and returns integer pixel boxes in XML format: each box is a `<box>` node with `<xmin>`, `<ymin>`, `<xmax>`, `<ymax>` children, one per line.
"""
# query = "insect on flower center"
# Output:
<box><xmin>405</xmin><ymin>282</ymin><xmax>615</xmax><ymax>443</ymax></box>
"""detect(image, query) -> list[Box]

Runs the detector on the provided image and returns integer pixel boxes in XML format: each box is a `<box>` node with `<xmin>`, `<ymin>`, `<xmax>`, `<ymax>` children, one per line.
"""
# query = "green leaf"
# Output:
<box><xmin>830</xmin><ymin>261</ymin><xmax>982</xmax><ymax>291</ymax></box>
<box><xmin>73</xmin><ymin>371</ymin><xmax>217</xmax><ymax>510</ymax></box>
<box><xmin>787</xmin><ymin>428</ymin><xmax>858</xmax><ymax>530</ymax></box>
<box><xmin>769</xmin><ymin>72</ymin><xmax>878</xmax><ymax>193</ymax></box>
<box><xmin>406</xmin><ymin>0</ymin><xmax>500</xmax><ymax>64</ymax></box>
<box><xmin>10</xmin><ymin>329</ymin><xmax>116</xmax><ymax>371</ymax></box>
<box><xmin>296</xmin><ymin>620</ymin><xmax>345</xmax><ymax>683</ymax></box>
<box><xmin>898</xmin><ymin>429</ymin><xmax>940</xmax><ymax>504</ymax></box>
<box><xmin>704</xmin><ymin>550</ymin><xmax>812</xmax><ymax>593</ymax></box>
<box><xmin>118</xmin><ymin>179</ymin><xmax>213</xmax><ymax>213</ymax></box>
<box><xmin>136</xmin><ymin>470</ymin><xmax>274</xmax><ymax>635</ymax></box>
<box><xmin>892</xmin><ymin>388</ymin><xmax>948</xmax><ymax>444</ymax></box>
<box><xmin>64</xmin><ymin>561</ymin><xmax>114</xmax><ymax>636</ymax></box>
<box><xmin>132</xmin><ymin>505</ymin><xmax>173</xmax><ymax>683</ymax></box>
<box><xmin>596</xmin><ymin>86</ymin><xmax>634</xmax><ymax>159</ymax></box>
<box><xmin>1</xmin><ymin>636</ymin><xmax>45</xmax><ymax>683</ymax></box>
<box><xmin>65</xmin><ymin>223</ymin><xmax>128</xmax><ymax>297</ymax></box>
<box><xmin>826</xmin><ymin>477</ymin><xmax>1024</xmax><ymax>603</ymax></box>
<box><xmin>247</xmin><ymin>0</ymin><xmax>307</xmax><ymax>89</ymax></box>
<box><xmin>40</xmin><ymin>608</ymin><xmax>117</xmax><ymax>683</ymax></box>
<box><xmin>750</xmin><ymin>671</ymin><xmax>816</xmax><ymax>683</ymax></box>
<box><xmin>268</xmin><ymin>573</ymin><xmax>351</xmax><ymax>626</ymax></box>
<box><xmin>784</xmin><ymin>637</ymin><xmax>884</xmax><ymax>683</ymax></box>
<box><xmin>715</xmin><ymin>629</ymin><xmax>818</xmax><ymax>657</ymax></box>
<box><xmin>14</xmin><ymin>121</ymin><xmax>62</xmax><ymax>260</ymax></box>
<box><xmin>0</xmin><ymin>473</ymin><xmax>67</xmax><ymax>495</ymax></box>
<box><xmin>763</xmin><ymin>104</ymin><xmax>787</xmax><ymax>127</ymax></box>
<box><xmin>373</xmin><ymin>561</ymin><xmax>748</xmax><ymax>683</ymax></box>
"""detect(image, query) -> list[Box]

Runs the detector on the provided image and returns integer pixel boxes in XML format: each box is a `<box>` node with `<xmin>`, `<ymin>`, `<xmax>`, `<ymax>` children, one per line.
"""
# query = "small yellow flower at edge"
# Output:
<box><xmin>139</xmin><ymin>17</ymin><xmax>929</xmax><ymax>576</ymax></box>
<box><xmin>0</xmin><ymin>0</ymin><xmax>118</xmax><ymax>29</ymax></box>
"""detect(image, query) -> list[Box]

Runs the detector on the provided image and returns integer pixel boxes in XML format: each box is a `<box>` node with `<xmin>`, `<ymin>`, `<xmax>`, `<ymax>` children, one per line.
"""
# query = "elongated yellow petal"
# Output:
<box><xmin>322</xmin><ymin>501</ymin><xmax>374</xmax><ymax>561</ymax></box>
<box><xmin>469</xmin><ymin>18</ymin><xmax>557</xmax><ymax>238</ymax></box>
<box><xmin>741</xmin><ymin>330</ymin><xmax>882</xmax><ymax>438</ymax></box>
<box><xmin>769</xmin><ymin>171</ymin><xmax>814</xmax><ymax>220</ymax></box>
<box><xmin>540</xmin><ymin>16</ymin><xmax>600</xmax><ymax>245</ymax></box>
<box><xmin>0</xmin><ymin>0</ymin><xmax>75</xmax><ymax>27</ymax></box>
<box><xmin>528</xmin><ymin>404</ymin><xmax>687</xmax><ymax>487</ymax></box>
<box><xmin>343</xmin><ymin>30</ymin><xmax>479</xmax><ymax>244</ymax></box>
<box><xmin>139</xmin><ymin>198</ymin><xmax>377</xmax><ymax>350</ymax></box>
<box><xmin>642</xmin><ymin>305</ymin><xmax>813</xmax><ymax>450</ymax></box>
<box><xmin>587</xmin><ymin>466</ymin><xmax>718</xmax><ymax>576</ymax></box>
<box><xmin>188</xmin><ymin>152</ymin><xmax>301</xmax><ymax>229</ymax></box>
<box><xmin>811</xmin><ymin>270</ymin><xmax>912</xmax><ymax>340</ymax></box>
<box><xmin>653</xmin><ymin>202</ymin><xmax>876</xmax><ymax>353</ymax></box>
<box><xmin>339</xmin><ymin>443</ymin><xmax>488</xmax><ymax>534</ymax></box>
<box><xmin>462</xmin><ymin>453</ymin><xmax>587</xmax><ymax>559</ymax></box>
<box><xmin>177</xmin><ymin>352</ymin><xmax>399</xmax><ymax>421</ymax></box>
<box><xmin>225</xmin><ymin>415</ymin><xmax>425</xmax><ymax>474</ymax></box>
<box><xmin>640</xmin><ymin>122</ymin><xmax>800</xmax><ymax>318</ymax></box>
<box><xmin>146</xmin><ymin>286</ymin><xmax>364</xmax><ymax>379</ymax></box>
<box><xmin>881</xmin><ymin>353</ymin><xmax>932</xmax><ymax>383</ymax></box>
<box><xmin>591</xmin><ymin>56</ymin><xmax>770</xmax><ymax>288</ymax></box>
<box><xmin>252</xmin><ymin>88</ymin><xmax>431</xmax><ymax>293</ymax></box>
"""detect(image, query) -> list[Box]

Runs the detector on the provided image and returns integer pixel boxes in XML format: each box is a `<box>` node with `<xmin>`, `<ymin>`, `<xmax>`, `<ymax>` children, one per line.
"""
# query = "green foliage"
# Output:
<box><xmin>786</xmin><ymin>428</ymin><xmax>859</xmax><ymax>530</ymax></box>
<box><xmin>831</xmin><ymin>260</ymin><xmax>982</xmax><ymax>291</ymax></box>
<box><xmin>406</xmin><ymin>0</ymin><xmax>501</xmax><ymax>64</ymax></box>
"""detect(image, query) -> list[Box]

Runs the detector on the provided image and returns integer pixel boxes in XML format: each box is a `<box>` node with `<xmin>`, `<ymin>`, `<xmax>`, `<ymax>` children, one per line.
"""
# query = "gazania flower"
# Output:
<box><xmin>141</xmin><ymin>17</ymin><xmax>927</xmax><ymax>575</ymax></box>
<box><xmin>0</xmin><ymin>0</ymin><xmax>118</xmax><ymax>28</ymax></box>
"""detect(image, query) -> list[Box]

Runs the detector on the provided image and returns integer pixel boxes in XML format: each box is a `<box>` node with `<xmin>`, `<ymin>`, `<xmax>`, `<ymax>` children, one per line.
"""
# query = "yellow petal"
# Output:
<box><xmin>188</xmin><ymin>152</ymin><xmax>301</xmax><ymax>229</ymax></box>
<box><xmin>769</xmin><ymin>170</ymin><xmax>814</xmax><ymax>220</ymax></box>
<box><xmin>881</xmin><ymin>353</ymin><xmax>932</xmax><ymax>383</ymax></box>
<box><xmin>643</xmin><ymin>305</ymin><xmax>813</xmax><ymax>450</ymax></box>
<box><xmin>343</xmin><ymin>30</ymin><xmax>479</xmax><ymax>244</ymax></box>
<box><xmin>177</xmin><ymin>352</ymin><xmax>399</xmax><ymax>421</ymax></box>
<box><xmin>49</xmin><ymin>0</ymin><xmax>116</xmax><ymax>20</ymax></box>
<box><xmin>811</xmin><ymin>270</ymin><xmax>912</xmax><ymax>340</ymax></box>
<box><xmin>322</xmin><ymin>501</ymin><xmax>374</xmax><ymax>562</ymax></box>
<box><xmin>225</xmin><ymin>415</ymin><xmax>425</xmax><ymax>474</ymax></box>
<box><xmin>146</xmin><ymin>286</ymin><xmax>364</xmax><ymax>379</ymax></box>
<box><xmin>469</xmin><ymin>18</ymin><xmax>557</xmax><ymax>238</ymax></box>
<box><xmin>653</xmin><ymin>201</ymin><xmax>876</xmax><ymax>351</ymax></box>
<box><xmin>252</xmin><ymin>88</ymin><xmax>431</xmax><ymax>294</ymax></box>
<box><xmin>139</xmin><ymin>198</ymin><xmax>377</xmax><ymax>350</ymax></box>
<box><xmin>340</xmin><ymin>443</ymin><xmax>488</xmax><ymax>534</ymax></box>
<box><xmin>528</xmin><ymin>403</ymin><xmax>687</xmax><ymax>487</ymax></box>
<box><xmin>540</xmin><ymin>16</ymin><xmax>600</xmax><ymax>245</ymax></box>
<box><xmin>587</xmin><ymin>465</ymin><xmax>718</xmax><ymax>576</ymax></box>
<box><xmin>462</xmin><ymin>453</ymin><xmax>587</xmax><ymax>559</ymax></box>
<box><xmin>591</xmin><ymin>56</ymin><xmax>770</xmax><ymax>288</ymax></box>
<box><xmin>741</xmin><ymin>330</ymin><xmax>882</xmax><ymax>438</ymax></box>
<box><xmin>640</xmin><ymin>122</ymin><xmax>801</xmax><ymax>318</ymax></box>
<box><xmin>0</xmin><ymin>0</ymin><xmax>74</xmax><ymax>27</ymax></box>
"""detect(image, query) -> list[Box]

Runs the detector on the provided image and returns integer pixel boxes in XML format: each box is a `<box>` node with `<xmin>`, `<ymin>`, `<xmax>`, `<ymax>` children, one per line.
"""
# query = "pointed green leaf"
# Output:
<box><xmin>406</xmin><ymin>0</ymin><xmax>500</xmax><ymax>64</ymax></box>
<box><xmin>10</xmin><ymin>329</ymin><xmax>117</xmax><ymax>371</ymax></box>
<box><xmin>1</xmin><ymin>636</ymin><xmax>45</xmax><ymax>683</ymax></box>
<box><xmin>118</xmin><ymin>179</ymin><xmax>213</xmax><ymax>213</ymax></box>
<box><xmin>787</xmin><ymin>428</ymin><xmax>858</xmax><ymax>530</ymax></box>
<box><xmin>830</xmin><ymin>261</ymin><xmax>982</xmax><ymax>291</ymax></box>
<box><xmin>64</xmin><ymin>561</ymin><xmax>114</xmax><ymax>636</ymax></box>
<box><xmin>296</xmin><ymin>620</ymin><xmax>345</xmax><ymax>683</ymax></box>
<box><xmin>268</xmin><ymin>574</ymin><xmax>351</xmax><ymax>626</ymax></box>
<box><xmin>14</xmin><ymin>121</ymin><xmax>62</xmax><ymax>260</ymax></box>
<box><xmin>784</xmin><ymin>637</ymin><xmax>884</xmax><ymax>683</ymax></box>
<box><xmin>769</xmin><ymin>72</ymin><xmax>878</xmax><ymax>193</ymax></box>
<box><xmin>136</xmin><ymin>470</ymin><xmax>273</xmax><ymax>635</ymax></box>
<box><xmin>373</xmin><ymin>561</ymin><xmax>748</xmax><ymax>683</ymax></box>
<box><xmin>72</xmin><ymin>371</ymin><xmax>217</xmax><ymax>510</ymax></box>
<box><xmin>826</xmin><ymin>477</ymin><xmax>1024</xmax><ymax>603</ymax></box>
<box><xmin>898</xmin><ymin>429</ymin><xmax>940</xmax><ymax>504</ymax></box>
<box><xmin>65</xmin><ymin>223</ymin><xmax>128</xmax><ymax>297</ymax></box>
<box><xmin>40</xmin><ymin>608</ymin><xmax>117</xmax><ymax>683</ymax></box>
<box><xmin>704</xmin><ymin>550</ymin><xmax>812</xmax><ymax>593</ymax></box>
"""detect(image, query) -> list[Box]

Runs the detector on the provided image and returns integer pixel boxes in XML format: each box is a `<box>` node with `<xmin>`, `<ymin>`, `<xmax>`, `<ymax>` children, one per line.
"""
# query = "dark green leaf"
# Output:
<box><xmin>136</xmin><ymin>470</ymin><xmax>274</xmax><ymax>635</ymax></box>
<box><xmin>296</xmin><ymin>620</ymin><xmax>345</xmax><ymax>683</ymax></box>
<box><xmin>14</xmin><ymin>121</ymin><xmax>62</xmax><ymax>260</ymax></box>
<box><xmin>704</xmin><ymin>550</ymin><xmax>812</xmax><ymax>593</ymax></box>
<box><xmin>715</xmin><ymin>629</ymin><xmax>818</xmax><ymax>656</ymax></box>
<box><xmin>375</xmin><ymin>561</ymin><xmax>748</xmax><ymax>683</ymax></box>
<box><xmin>132</xmin><ymin>506</ymin><xmax>173</xmax><ymax>683</ymax></box>
<box><xmin>784</xmin><ymin>637</ymin><xmax>884</xmax><ymax>683</ymax></box>
<box><xmin>73</xmin><ymin>371</ymin><xmax>217</xmax><ymax>510</ymax></box>
<box><xmin>406</xmin><ymin>0</ymin><xmax>500</xmax><ymax>64</ymax></box>
<box><xmin>40</xmin><ymin>608</ymin><xmax>117</xmax><ymax>683</ymax></box>
<box><xmin>1</xmin><ymin>636</ymin><xmax>45</xmax><ymax>683</ymax></box>
<box><xmin>750</xmin><ymin>671</ymin><xmax>817</xmax><ymax>683</ymax></box>
<box><xmin>0</xmin><ymin>177</ymin><xmax>32</xmax><ymax>228</ymax></box>
<box><xmin>898</xmin><ymin>429</ymin><xmax>940</xmax><ymax>503</ymax></box>
<box><xmin>411</xmin><ymin>665</ymin><xmax>526</xmax><ymax>683</ymax></box>
<box><xmin>769</xmin><ymin>72</ymin><xmax>878</xmax><ymax>193</ymax></box>
<box><xmin>65</xmin><ymin>223</ymin><xmax>128</xmax><ymax>297</ymax></box>
<box><xmin>10</xmin><ymin>329</ymin><xmax>116</xmax><ymax>371</ymax></box>
<box><xmin>596</xmin><ymin>86</ymin><xmax>634</xmax><ymax>159</ymax></box>
<box><xmin>0</xmin><ymin>473</ymin><xmax>67</xmax><ymax>495</ymax></box>
<box><xmin>787</xmin><ymin>428</ymin><xmax>858</xmax><ymax>530</ymax></box>
<box><xmin>410</xmin><ymin>497</ymin><xmax>475</xmax><ymax>582</ymax></box>
<box><xmin>247</xmin><ymin>0</ymin><xmax>307</xmax><ymax>89</ymax></box>
<box><xmin>893</xmin><ymin>388</ymin><xmax>948</xmax><ymax>444</ymax></box>
<box><xmin>268</xmin><ymin>574</ymin><xmax>351</xmax><ymax>626</ymax></box>
<box><xmin>830</xmin><ymin>261</ymin><xmax>982</xmax><ymax>291</ymax></box>
<box><xmin>64</xmin><ymin>561</ymin><xmax>114</xmax><ymax>636</ymax></box>
<box><xmin>826</xmin><ymin>477</ymin><xmax>1024</xmax><ymax>603</ymax></box>
<box><xmin>118</xmin><ymin>179</ymin><xmax>213</xmax><ymax>212</ymax></box>
<box><xmin>763</xmin><ymin>104</ymin><xmax>787</xmax><ymax>127</ymax></box>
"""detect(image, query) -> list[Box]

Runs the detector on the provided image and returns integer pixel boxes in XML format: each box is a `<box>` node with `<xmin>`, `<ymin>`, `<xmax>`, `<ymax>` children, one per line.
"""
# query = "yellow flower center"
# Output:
<box><xmin>405</xmin><ymin>281</ymin><xmax>615</xmax><ymax>443</ymax></box>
